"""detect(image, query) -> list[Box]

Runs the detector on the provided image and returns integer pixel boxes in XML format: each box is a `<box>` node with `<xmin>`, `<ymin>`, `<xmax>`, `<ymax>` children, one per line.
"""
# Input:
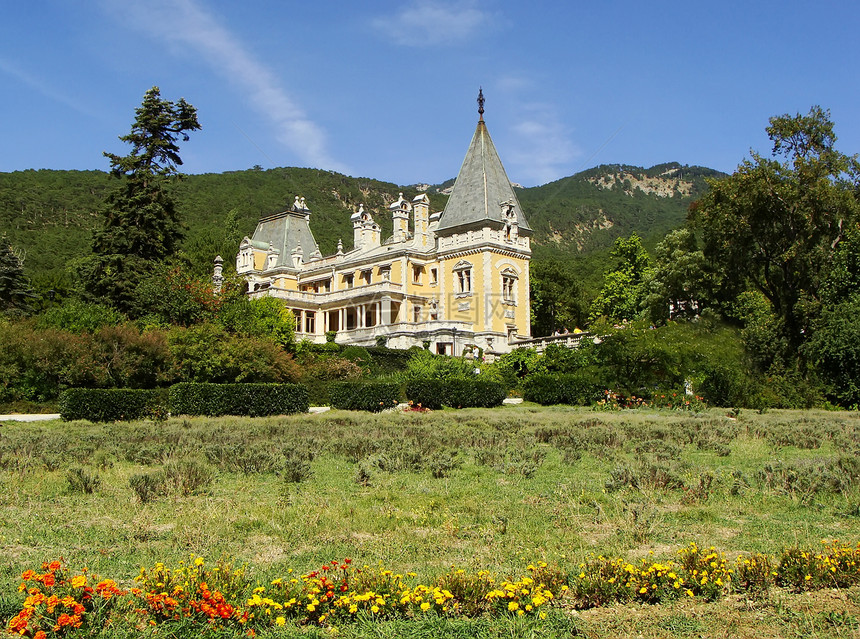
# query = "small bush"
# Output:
<box><xmin>59</xmin><ymin>388</ymin><xmax>166</xmax><ymax>422</ymax></box>
<box><xmin>329</xmin><ymin>381</ymin><xmax>400</xmax><ymax>412</ymax></box>
<box><xmin>163</xmin><ymin>459</ymin><xmax>214</xmax><ymax>496</ymax></box>
<box><xmin>129</xmin><ymin>470</ymin><xmax>167</xmax><ymax>503</ymax></box>
<box><xmin>66</xmin><ymin>466</ymin><xmax>101</xmax><ymax>494</ymax></box>
<box><xmin>169</xmin><ymin>382</ymin><xmax>308</xmax><ymax>416</ymax></box>
<box><xmin>280</xmin><ymin>455</ymin><xmax>313</xmax><ymax>483</ymax></box>
<box><xmin>429</xmin><ymin>451</ymin><xmax>460</xmax><ymax>478</ymax></box>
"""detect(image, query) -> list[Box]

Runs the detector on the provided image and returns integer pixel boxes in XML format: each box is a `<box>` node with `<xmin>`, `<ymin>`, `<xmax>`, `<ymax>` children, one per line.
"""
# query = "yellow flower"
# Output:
<box><xmin>420</xmin><ymin>602</ymin><xmax>430</xmax><ymax>611</ymax></box>
<box><xmin>508</xmin><ymin>601</ymin><xmax>519</xmax><ymax>611</ymax></box>
<box><xmin>275</xmin><ymin>617</ymin><xmax>285</xmax><ymax>626</ymax></box>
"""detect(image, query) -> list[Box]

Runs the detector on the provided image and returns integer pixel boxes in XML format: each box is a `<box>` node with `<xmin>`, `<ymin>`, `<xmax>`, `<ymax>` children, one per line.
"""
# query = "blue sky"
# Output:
<box><xmin>1</xmin><ymin>0</ymin><xmax>858</xmax><ymax>187</ymax></box>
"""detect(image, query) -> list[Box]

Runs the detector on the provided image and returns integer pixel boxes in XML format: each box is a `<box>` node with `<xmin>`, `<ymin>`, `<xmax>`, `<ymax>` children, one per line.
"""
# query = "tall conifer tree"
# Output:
<box><xmin>0</xmin><ymin>235</ymin><xmax>36</xmax><ymax>316</ymax></box>
<box><xmin>83</xmin><ymin>87</ymin><xmax>200</xmax><ymax>311</ymax></box>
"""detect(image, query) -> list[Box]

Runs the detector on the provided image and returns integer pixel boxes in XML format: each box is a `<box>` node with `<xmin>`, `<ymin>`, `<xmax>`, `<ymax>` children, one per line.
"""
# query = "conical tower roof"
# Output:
<box><xmin>436</xmin><ymin>94</ymin><xmax>531</xmax><ymax>235</ymax></box>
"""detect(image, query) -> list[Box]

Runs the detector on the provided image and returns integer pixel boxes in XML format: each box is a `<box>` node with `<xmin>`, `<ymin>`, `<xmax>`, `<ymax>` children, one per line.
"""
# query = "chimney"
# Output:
<box><xmin>389</xmin><ymin>193</ymin><xmax>410</xmax><ymax>243</ymax></box>
<box><xmin>412</xmin><ymin>194</ymin><xmax>430</xmax><ymax>249</ymax></box>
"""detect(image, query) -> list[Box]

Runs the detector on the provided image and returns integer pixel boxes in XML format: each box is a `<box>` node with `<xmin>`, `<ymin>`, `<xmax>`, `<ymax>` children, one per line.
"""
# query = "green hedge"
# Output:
<box><xmin>328</xmin><ymin>381</ymin><xmax>401</xmax><ymax>412</ymax></box>
<box><xmin>366</xmin><ymin>347</ymin><xmax>415</xmax><ymax>374</ymax></box>
<box><xmin>59</xmin><ymin>388</ymin><xmax>167</xmax><ymax>422</ymax></box>
<box><xmin>522</xmin><ymin>373</ymin><xmax>604</xmax><ymax>406</ymax></box>
<box><xmin>405</xmin><ymin>379</ymin><xmax>506</xmax><ymax>409</ymax></box>
<box><xmin>169</xmin><ymin>383</ymin><xmax>309</xmax><ymax>417</ymax></box>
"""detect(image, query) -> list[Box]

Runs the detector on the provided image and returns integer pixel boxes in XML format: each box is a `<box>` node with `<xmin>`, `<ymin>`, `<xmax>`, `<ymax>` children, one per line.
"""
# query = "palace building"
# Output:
<box><xmin>235</xmin><ymin>91</ymin><xmax>532</xmax><ymax>356</ymax></box>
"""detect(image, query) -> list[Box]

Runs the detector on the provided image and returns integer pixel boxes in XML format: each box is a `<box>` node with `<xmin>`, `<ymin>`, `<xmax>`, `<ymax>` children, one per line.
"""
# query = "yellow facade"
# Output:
<box><xmin>236</xmin><ymin>100</ymin><xmax>532</xmax><ymax>355</ymax></box>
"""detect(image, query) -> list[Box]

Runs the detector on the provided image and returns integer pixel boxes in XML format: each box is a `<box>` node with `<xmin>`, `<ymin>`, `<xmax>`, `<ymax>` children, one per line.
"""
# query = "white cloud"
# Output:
<box><xmin>0</xmin><ymin>58</ymin><xmax>99</xmax><ymax>118</ymax></box>
<box><xmin>101</xmin><ymin>0</ymin><xmax>347</xmax><ymax>172</ymax></box>
<box><xmin>501</xmin><ymin>102</ymin><xmax>580</xmax><ymax>186</ymax></box>
<box><xmin>372</xmin><ymin>0</ymin><xmax>491</xmax><ymax>46</ymax></box>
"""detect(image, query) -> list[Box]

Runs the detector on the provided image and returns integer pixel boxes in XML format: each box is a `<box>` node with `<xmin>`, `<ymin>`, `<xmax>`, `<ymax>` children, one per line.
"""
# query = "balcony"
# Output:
<box><xmin>251</xmin><ymin>280</ymin><xmax>406</xmax><ymax>306</ymax></box>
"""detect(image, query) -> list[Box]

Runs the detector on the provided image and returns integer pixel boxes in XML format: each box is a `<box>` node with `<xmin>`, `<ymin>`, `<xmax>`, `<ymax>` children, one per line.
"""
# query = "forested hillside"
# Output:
<box><xmin>0</xmin><ymin>162</ymin><xmax>717</xmax><ymax>286</ymax></box>
<box><xmin>521</xmin><ymin>162</ymin><xmax>723</xmax><ymax>257</ymax></box>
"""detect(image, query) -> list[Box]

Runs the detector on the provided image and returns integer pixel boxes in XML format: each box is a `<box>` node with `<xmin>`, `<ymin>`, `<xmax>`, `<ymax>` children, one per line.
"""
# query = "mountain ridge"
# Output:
<box><xmin>0</xmin><ymin>162</ymin><xmax>724</xmax><ymax>285</ymax></box>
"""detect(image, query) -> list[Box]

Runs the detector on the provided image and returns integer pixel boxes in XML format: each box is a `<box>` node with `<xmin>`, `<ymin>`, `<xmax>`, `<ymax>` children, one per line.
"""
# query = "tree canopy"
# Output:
<box><xmin>692</xmin><ymin>106</ymin><xmax>860</xmax><ymax>352</ymax></box>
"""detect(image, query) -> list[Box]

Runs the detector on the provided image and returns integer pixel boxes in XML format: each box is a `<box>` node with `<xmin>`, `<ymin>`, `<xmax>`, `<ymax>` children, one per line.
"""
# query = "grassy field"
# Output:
<box><xmin>2</xmin><ymin>405</ymin><xmax>860</xmax><ymax>637</ymax></box>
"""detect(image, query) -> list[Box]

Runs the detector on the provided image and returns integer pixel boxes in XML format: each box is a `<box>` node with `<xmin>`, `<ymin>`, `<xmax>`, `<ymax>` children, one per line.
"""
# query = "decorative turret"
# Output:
<box><xmin>212</xmin><ymin>255</ymin><xmax>224</xmax><ymax>292</ymax></box>
<box><xmin>389</xmin><ymin>193</ymin><xmax>411</xmax><ymax>242</ymax></box>
<box><xmin>435</xmin><ymin>90</ymin><xmax>531</xmax><ymax>238</ymax></box>
<box><xmin>351</xmin><ymin>204</ymin><xmax>381</xmax><ymax>250</ymax></box>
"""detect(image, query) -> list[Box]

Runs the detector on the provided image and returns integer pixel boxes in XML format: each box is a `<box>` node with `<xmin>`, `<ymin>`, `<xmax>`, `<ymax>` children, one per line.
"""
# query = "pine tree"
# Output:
<box><xmin>0</xmin><ymin>235</ymin><xmax>36</xmax><ymax>316</ymax></box>
<box><xmin>83</xmin><ymin>87</ymin><xmax>200</xmax><ymax>311</ymax></box>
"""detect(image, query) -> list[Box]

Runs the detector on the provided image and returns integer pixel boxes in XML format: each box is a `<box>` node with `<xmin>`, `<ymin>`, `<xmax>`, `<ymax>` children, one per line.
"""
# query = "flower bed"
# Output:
<box><xmin>7</xmin><ymin>542</ymin><xmax>860</xmax><ymax>636</ymax></box>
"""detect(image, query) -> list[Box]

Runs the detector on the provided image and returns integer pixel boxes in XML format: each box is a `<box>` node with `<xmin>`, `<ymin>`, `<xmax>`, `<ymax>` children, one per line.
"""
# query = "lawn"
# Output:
<box><xmin>2</xmin><ymin>405</ymin><xmax>860</xmax><ymax>637</ymax></box>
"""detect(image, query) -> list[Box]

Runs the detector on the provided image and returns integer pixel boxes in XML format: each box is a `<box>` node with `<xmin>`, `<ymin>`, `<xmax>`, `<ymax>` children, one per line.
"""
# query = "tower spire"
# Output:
<box><xmin>477</xmin><ymin>87</ymin><xmax>484</xmax><ymax>122</ymax></box>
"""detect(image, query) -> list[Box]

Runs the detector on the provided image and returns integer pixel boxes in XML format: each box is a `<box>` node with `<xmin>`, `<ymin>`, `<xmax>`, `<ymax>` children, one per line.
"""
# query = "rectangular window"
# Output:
<box><xmin>413</xmin><ymin>265</ymin><xmax>424</xmax><ymax>284</ymax></box>
<box><xmin>343</xmin><ymin>273</ymin><xmax>354</xmax><ymax>289</ymax></box>
<box><xmin>305</xmin><ymin>311</ymin><xmax>315</xmax><ymax>334</ymax></box>
<box><xmin>502</xmin><ymin>275</ymin><xmax>516</xmax><ymax>302</ymax></box>
<box><xmin>360</xmin><ymin>269</ymin><xmax>372</xmax><ymax>286</ymax></box>
<box><xmin>457</xmin><ymin>269</ymin><xmax>472</xmax><ymax>294</ymax></box>
<box><xmin>430</xmin><ymin>267</ymin><xmax>438</xmax><ymax>285</ymax></box>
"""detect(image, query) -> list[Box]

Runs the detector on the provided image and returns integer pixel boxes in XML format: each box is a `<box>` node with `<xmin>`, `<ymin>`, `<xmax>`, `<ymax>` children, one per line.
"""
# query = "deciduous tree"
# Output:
<box><xmin>692</xmin><ymin>106</ymin><xmax>860</xmax><ymax>353</ymax></box>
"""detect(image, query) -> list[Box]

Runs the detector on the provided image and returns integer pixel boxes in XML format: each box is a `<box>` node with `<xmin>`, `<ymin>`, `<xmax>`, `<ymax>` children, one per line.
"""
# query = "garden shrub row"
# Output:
<box><xmin>168</xmin><ymin>382</ymin><xmax>309</xmax><ymax>417</ymax></box>
<box><xmin>328</xmin><ymin>381</ymin><xmax>401</xmax><ymax>412</ymax></box>
<box><xmin>59</xmin><ymin>388</ymin><xmax>167</xmax><ymax>422</ymax></box>
<box><xmin>59</xmin><ymin>383</ymin><xmax>308</xmax><ymax>421</ymax></box>
<box><xmin>522</xmin><ymin>373</ymin><xmax>604</xmax><ymax>406</ymax></box>
<box><xmin>406</xmin><ymin>378</ymin><xmax>506</xmax><ymax>409</ymax></box>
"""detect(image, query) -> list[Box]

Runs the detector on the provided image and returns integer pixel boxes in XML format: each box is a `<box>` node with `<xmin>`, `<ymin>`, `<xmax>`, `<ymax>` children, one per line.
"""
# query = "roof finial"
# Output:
<box><xmin>477</xmin><ymin>87</ymin><xmax>485</xmax><ymax>122</ymax></box>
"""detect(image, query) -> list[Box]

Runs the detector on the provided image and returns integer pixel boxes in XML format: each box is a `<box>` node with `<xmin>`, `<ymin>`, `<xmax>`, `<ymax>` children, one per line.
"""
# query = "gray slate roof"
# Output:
<box><xmin>251</xmin><ymin>209</ymin><xmax>320</xmax><ymax>269</ymax></box>
<box><xmin>435</xmin><ymin>119</ymin><xmax>531</xmax><ymax>234</ymax></box>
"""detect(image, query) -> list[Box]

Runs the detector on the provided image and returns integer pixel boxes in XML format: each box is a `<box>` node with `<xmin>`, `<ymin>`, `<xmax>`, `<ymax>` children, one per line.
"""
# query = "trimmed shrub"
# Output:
<box><xmin>59</xmin><ymin>388</ymin><xmax>166</xmax><ymax>422</ymax></box>
<box><xmin>329</xmin><ymin>381</ymin><xmax>401</xmax><ymax>412</ymax></box>
<box><xmin>406</xmin><ymin>378</ymin><xmax>506</xmax><ymax>409</ymax></box>
<box><xmin>523</xmin><ymin>373</ymin><xmax>603</xmax><ymax>406</ymax></box>
<box><xmin>365</xmin><ymin>347</ymin><xmax>414</xmax><ymax>374</ymax></box>
<box><xmin>168</xmin><ymin>383</ymin><xmax>309</xmax><ymax>417</ymax></box>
